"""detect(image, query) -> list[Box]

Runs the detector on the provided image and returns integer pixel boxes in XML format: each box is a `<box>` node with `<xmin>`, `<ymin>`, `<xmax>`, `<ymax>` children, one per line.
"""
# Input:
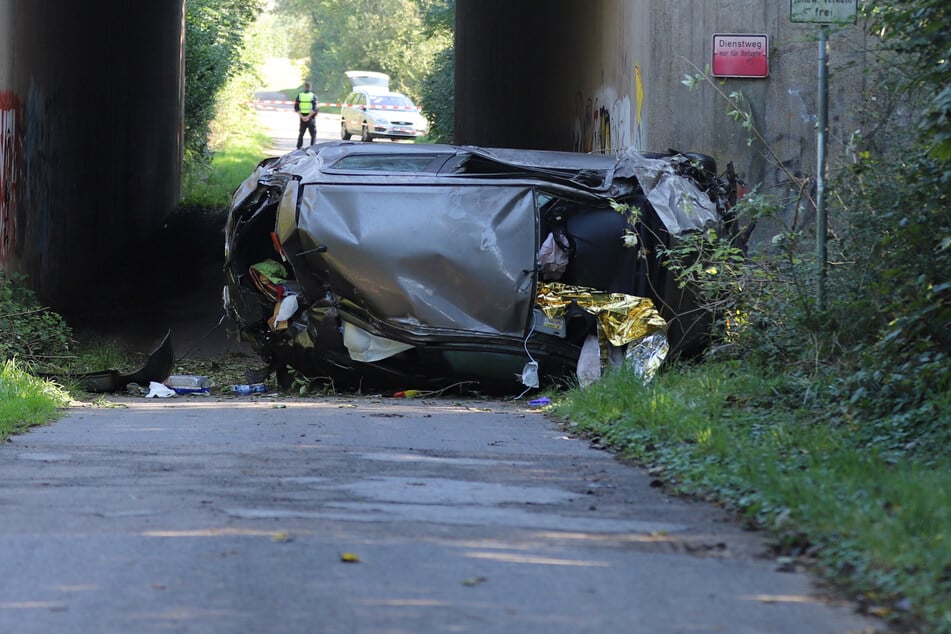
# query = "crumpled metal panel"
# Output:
<box><xmin>469</xmin><ymin>146</ymin><xmax>617</xmax><ymax>173</ymax></box>
<box><xmin>293</xmin><ymin>183</ymin><xmax>537</xmax><ymax>338</ymax></box>
<box><xmin>616</xmin><ymin>149</ymin><xmax>719</xmax><ymax>235</ymax></box>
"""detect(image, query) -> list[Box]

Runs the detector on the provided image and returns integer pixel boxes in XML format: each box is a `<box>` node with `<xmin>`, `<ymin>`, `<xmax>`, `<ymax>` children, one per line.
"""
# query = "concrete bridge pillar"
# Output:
<box><xmin>0</xmin><ymin>1</ymin><xmax>184</xmax><ymax>310</ymax></box>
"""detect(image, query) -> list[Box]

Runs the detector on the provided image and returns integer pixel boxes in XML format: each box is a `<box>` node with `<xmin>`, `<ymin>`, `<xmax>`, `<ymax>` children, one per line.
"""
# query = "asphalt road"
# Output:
<box><xmin>0</xmin><ymin>395</ymin><xmax>884</xmax><ymax>634</ymax></box>
<box><xmin>252</xmin><ymin>90</ymin><xmax>342</xmax><ymax>156</ymax></box>
<box><xmin>0</xmin><ymin>97</ymin><xmax>885</xmax><ymax>634</ymax></box>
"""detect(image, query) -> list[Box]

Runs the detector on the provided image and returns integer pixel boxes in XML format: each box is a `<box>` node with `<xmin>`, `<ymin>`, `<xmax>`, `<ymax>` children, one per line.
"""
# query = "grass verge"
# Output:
<box><xmin>182</xmin><ymin>131</ymin><xmax>271</xmax><ymax>209</ymax></box>
<box><xmin>551</xmin><ymin>360</ymin><xmax>950</xmax><ymax>634</ymax></box>
<box><xmin>0</xmin><ymin>359</ymin><xmax>71</xmax><ymax>442</ymax></box>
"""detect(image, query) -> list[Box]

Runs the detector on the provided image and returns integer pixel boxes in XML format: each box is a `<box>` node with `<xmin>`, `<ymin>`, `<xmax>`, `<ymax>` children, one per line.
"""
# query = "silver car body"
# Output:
<box><xmin>224</xmin><ymin>141</ymin><xmax>725</xmax><ymax>392</ymax></box>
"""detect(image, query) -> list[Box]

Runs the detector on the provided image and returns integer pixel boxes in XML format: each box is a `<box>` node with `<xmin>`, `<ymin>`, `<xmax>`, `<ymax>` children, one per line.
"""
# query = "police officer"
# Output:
<box><xmin>294</xmin><ymin>81</ymin><xmax>317</xmax><ymax>149</ymax></box>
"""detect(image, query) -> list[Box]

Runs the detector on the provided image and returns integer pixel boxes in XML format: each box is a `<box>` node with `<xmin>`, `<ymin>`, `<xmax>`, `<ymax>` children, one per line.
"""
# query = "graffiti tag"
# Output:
<box><xmin>0</xmin><ymin>91</ymin><xmax>18</xmax><ymax>265</ymax></box>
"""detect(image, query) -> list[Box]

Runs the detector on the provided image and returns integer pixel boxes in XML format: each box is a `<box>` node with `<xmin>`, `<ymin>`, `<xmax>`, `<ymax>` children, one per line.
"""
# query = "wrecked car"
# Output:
<box><xmin>223</xmin><ymin>140</ymin><xmax>741</xmax><ymax>393</ymax></box>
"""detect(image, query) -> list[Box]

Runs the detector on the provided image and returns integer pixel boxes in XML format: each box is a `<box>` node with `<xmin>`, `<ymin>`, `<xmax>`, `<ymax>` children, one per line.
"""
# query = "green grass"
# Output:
<box><xmin>182</xmin><ymin>132</ymin><xmax>271</xmax><ymax>209</ymax></box>
<box><xmin>0</xmin><ymin>62</ymin><xmax>279</xmax><ymax>438</ymax></box>
<box><xmin>0</xmin><ymin>359</ymin><xmax>71</xmax><ymax>441</ymax></box>
<box><xmin>183</xmin><ymin>69</ymin><xmax>277</xmax><ymax>210</ymax></box>
<box><xmin>552</xmin><ymin>361</ymin><xmax>951</xmax><ymax>633</ymax></box>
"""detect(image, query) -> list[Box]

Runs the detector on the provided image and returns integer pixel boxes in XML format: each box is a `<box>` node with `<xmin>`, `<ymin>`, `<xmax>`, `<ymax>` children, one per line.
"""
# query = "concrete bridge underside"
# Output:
<box><xmin>2</xmin><ymin>1</ymin><xmax>861</xmax><ymax>312</ymax></box>
<box><xmin>1</xmin><ymin>1</ymin><xmax>603</xmax><ymax>312</ymax></box>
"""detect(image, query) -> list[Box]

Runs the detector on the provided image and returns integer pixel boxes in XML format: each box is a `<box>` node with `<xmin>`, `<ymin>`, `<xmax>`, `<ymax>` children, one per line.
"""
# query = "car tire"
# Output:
<box><xmin>360</xmin><ymin>124</ymin><xmax>373</xmax><ymax>142</ymax></box>
<box><xmin>341</xmin><ymin>121</ymin><xmax>351</xmax><ymax>140</ymax></box>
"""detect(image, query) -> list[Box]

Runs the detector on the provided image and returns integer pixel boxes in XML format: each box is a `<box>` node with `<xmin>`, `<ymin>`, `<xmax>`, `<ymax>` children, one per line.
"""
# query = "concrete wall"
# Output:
<box><xmin>0</xmin><ymin>0</ymin><xmax>184</xmax><ymax>310</ymax></box>
<box><xmin>455</xmin><ymin>0</ymin><xmax>597</xmax><ymax>151</ymax></box>
<box><xmin>456</xmin><ymin>0</ymin><xmax>870</xmax><ymax>227</ymax></box>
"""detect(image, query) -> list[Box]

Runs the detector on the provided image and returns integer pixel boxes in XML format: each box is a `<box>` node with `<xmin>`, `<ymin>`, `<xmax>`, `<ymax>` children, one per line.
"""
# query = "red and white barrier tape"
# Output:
<box><xmin>249</xmin><ymin>100</ymin><xmax>415</xmax><ymax>111</ymax></box>
<box><xmin>249</xmin><ymin>100</ymin><xmax>343</xmax><ymax>109</ymax></box>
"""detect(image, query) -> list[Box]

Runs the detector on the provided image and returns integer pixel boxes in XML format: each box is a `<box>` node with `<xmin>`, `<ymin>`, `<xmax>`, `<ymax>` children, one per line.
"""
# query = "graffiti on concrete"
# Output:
<box><xmin>574</xmin><ymin>92</ymin><xmax>631</xmax><ymax>153</ymax></box>
<box><xmin>573</xmin><ymin>92</ymin><xmax>594</xmax><ymax>153</ymax></box>
<box><xmin>572</xmin><ymin>67</ymin><xmax>643</xmax><ymax>153</ymax></box>
<box><xmin>0</xmin><ymin>91</ymin><xmax>18</xmax><ymax>265</ymax></box>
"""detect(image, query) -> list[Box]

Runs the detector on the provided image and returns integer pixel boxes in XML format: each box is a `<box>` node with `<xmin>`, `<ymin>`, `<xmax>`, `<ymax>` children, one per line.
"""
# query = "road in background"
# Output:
<box><xmin>252</xmin><ymin>91</ymin><xmax>344</xmax><ymax>156</ymax></box>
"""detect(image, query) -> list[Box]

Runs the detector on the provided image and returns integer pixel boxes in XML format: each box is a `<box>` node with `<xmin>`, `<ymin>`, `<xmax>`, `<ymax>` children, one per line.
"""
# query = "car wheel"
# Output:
<box><xmin>340</xmin><ymin>121</ymin><xmax>351</xmax><ymax>140</ymax></box>
<box><xmin>360</xmin><ymin>125</ymin><xmax>373</xmax><ymax>142</ymax></box>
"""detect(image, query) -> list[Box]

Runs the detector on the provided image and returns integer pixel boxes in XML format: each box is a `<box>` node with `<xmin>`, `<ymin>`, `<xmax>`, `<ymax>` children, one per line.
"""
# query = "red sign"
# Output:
<box><xmin>712</xmin><ymin>34</ymin><xmax>769</xmax><ymax>78</ymax></box>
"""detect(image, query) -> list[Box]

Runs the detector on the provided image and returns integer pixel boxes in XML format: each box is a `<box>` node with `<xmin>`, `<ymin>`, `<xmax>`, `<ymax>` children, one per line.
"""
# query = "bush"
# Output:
<box><xmin>0</xmin><ymin>271</ymin><xmax>74</xmax><ymax>371</ymax></box>
<box><xmin>184</xmin><ymin>0</ymin><xmax>262</xmax><ymax>164</ymax></box>
<box><xmin>420</xmin><ymin>46</ymin><xmax>454</xmax><ymax>143</ymax></box>
<box><xmin>830</xmin><ymin>151</ymin><xmax>951</xmax><ymax>457</ymax></box>
<box><xmin>657</xmin><ymin>152</ymin><xmax>951</xmax><ymax>461</ymax></box>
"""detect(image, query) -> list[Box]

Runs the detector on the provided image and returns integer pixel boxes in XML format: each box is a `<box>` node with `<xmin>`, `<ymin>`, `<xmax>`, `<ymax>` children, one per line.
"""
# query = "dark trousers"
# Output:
<box><xmin>297</xmin><ymin>115</ymin><xmax>316</xmax><ymax>149</ymax></box>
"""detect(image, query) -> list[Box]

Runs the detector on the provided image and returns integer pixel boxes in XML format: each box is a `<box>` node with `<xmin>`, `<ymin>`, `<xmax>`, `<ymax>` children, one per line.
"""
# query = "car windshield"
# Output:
<box><xmin>369</xmin><ymin>95</ymin><xmax>415</xmax><ymax>109</ymax></box>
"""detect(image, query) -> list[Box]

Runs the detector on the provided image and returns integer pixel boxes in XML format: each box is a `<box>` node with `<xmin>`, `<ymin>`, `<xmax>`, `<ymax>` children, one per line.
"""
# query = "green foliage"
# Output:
<box><xmin>418</xmin><ymin>0</ymin><xmax>454</xmax><ymax>37</ymax></box>
<box><xmin>0</xmin><ymin>271</ymin><xmax>75</xmax><ymax>371</ymax></box>
<box><xmin>416</xmin><ymin>0</ymin><xmax>454</xmax><ymax>142</ymax></box>
<box><xmin>816</xmin><ymin>1</ymin><xmax>951</xmax><ymax>455</ymax></box>
<box><xmin>244</xmin><ymin>8</ymin><xmax>311</xmax><ymax>60</ymax></box>
<box><xmin>182</xmin><ymin>68</ymin><xmax>272</xmax><ymax>209</ymax></box>
<box><xmin>657</xmin><ymin>228</ymin><xmax>751</xmax><ymax>342</ymax></box>
<box><xmin>421</xmin><ymin>46</ymin><xmax>454</xmax><ymax>143</ymax></box>
<box><xmin>184</xmin><ymin>0</ymin><xmax>263</xmax><ymax>163</ymax></box>
<box><xmin>0</xmin><ymin>275</ymin><xmax>73</xmax><ymax>440</ymax></box>
<box><xmin>274</xmin><ymin>0</ymin><xmax>450</xmax><ymax>103</ymax></box>
<box><xmin>830</xmin><ymin>150</ymin><xmax>951</xmax><ymax>456</ymax></box>
<box><xmin>865</xmin><ymin>0</ymin><xmax>951</xmax><ymax>160</ymax></box>
<box><xmin>182</xmin><ymin>0</ymin><xmax>272</xmax><ymax>207</ymax></box>
<box><xmin>655</xmin><ymin>157</ymin><xmax>950</xmax><ymax>462</ymax></box>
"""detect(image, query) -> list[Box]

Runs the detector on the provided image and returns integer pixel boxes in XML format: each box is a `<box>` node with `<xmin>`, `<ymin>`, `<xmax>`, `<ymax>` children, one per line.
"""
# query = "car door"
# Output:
<box><xmin>341</xmin><ymin>92</ymin><xmax>354</xmax><ymax>134</ymax></box>
<box><xmin>352</xmin><ymin>93</ymin><xmax>368</xmax><ymax>133</ymax></box>
<box><xmin>291</xmin><ymin>180</ymin><xmax>538</xmax><ymax>339</ymax></box>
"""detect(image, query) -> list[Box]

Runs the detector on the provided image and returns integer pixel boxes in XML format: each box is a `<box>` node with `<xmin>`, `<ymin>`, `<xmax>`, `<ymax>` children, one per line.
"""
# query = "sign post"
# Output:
<box><xmin>789</xmin><ymin>0</ymin><xmax>857</xmax><ymax>311</ymax></box>
<box><xmin>817</xmin><ymin>26</ymin><xmax>829</xmax><ymax>312</ymax></box>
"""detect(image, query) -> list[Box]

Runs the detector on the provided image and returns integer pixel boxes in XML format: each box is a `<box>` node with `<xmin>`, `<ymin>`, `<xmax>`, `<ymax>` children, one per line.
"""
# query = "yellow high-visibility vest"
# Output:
<box><xmin>297</xmin><ymin>91</ymin><xmax>316</xmax><ymax>115</ymax></box>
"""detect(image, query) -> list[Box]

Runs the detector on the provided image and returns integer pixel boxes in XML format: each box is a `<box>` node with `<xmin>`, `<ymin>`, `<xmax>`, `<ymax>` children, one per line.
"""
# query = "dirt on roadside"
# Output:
<box><xmin>65</xmin><ymin>205</ymin><xmax>257</xmax><ymax>384</ymax></box>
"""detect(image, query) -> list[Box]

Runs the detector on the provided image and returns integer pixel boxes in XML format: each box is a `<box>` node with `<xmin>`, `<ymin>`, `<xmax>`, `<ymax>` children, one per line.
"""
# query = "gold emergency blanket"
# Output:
<box><xmin>535</xmin><ymin>283</ymin><xmax>667</xmax><ymax>346</ymax></box>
